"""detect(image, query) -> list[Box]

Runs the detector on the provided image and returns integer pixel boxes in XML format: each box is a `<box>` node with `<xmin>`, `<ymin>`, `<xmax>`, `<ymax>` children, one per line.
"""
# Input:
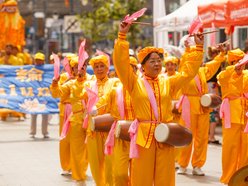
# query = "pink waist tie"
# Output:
<box><xmin>176</xmin><ymin>95</ymin><xmax>191</xmax><ymax>128</ymax></box>
<box><xmin>60</xmin><ymin>103</ymin><xmax>72</xmax><ymax>140</ymax></box>
<box><xmin>128</xmin><ymin>119</ymin><xmax>139</xmax><ymax>158</ymax></box>
<box><xmin>219</xmin><ymin>98</ymin><xmax>231</xmax><ymax>129</ymax></box>
<box><xmin>244</xmin><ymin>113</ymin><xmax>248</xmax><ymax>133</ymax></box>
<box><xmin>104</xmin><ymin>120</ymin><xmax>118</xmax><ymax>155</ymax></box>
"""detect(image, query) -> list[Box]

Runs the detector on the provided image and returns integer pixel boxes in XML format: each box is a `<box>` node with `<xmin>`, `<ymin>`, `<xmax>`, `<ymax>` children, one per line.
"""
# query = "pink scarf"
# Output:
<box><xmin>104</xmin><ymin>87</ymin><xmax>125</xmax><ymax>155</ymax></box>
<box><xmin>219</xmin><ymin>98</ymin><xmax>231</xmax><ymax>129</ymax></box>
<box><xmin>176</xmin><ymin>95</ymin><xmax>191</xmax><ymax>128</ymax></box>
<box><xmin>60</xmin><ymin>103</ymin><xmax>72</xmax><ymax>140</ymax></box>
<box><xmin>129</xmin><ymin>78</ymin><xmax>159</xmax><ymax>158</ymax></box>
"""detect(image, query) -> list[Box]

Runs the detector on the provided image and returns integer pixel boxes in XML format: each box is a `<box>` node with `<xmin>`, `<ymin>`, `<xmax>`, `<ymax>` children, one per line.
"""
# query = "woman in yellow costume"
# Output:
<box><xmin>50</xmin><ymin>58</ymin><xmax>88</xmax><ymax>185</ymax></box>
<box><xmin>176</xmin><ymin>43</ymin><xmax>226</xmax><ymax>176</ymax></box>
<box><xmin>95</xmin><ymin>56</ymin><xmax>138</xmax><ymax>186</ymax></box>
<box><xmin>113</xmin><ymin>21</ymin><xmax>204</xmax><ymax>186</ymax></box>
<box><xmin>217</xmin><ymin>48</ymin><xmax>248</xmax><ymax>184</ymax></box>
<box><xmin>85</xmin><ymin>55</ymin><xmax>119</xmax><ymax>186</ymax></box>
<box><xmin>50</xmin><ymin>55</ymin><xmax>79</xmax><ymax>175</ymax></box>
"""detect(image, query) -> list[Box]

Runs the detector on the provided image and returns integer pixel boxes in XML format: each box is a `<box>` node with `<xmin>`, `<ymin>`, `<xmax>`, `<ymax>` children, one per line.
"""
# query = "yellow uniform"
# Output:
<box><xmin>0</xmin><ymin>55</ymin><xmax>22</xmax><ymax>65</ymax></box>
<box><xmin>50</xmin><ymin>72</ymin><xmax>71</xmax><ymax>172</ymax></box>
<box><xmin>177</xmin><ymin>52</ymin><xmax>225</xmax><ymax>170</ymax></box>
<box><xmin>97</xmin><ymin>85</ymin><xmax>135</xmax><ymax>186</ymax></box>
<box><xmin>50</xmin><ymin>77</ymin><xmax>88</xmax><ymax>181</ymax></box>
<box><xmin>113</xmin><ymin>32</ymin><xmax>203</xmax><ymax>186</ymax></box>
<box><xmin>86</xmin><ymin>76</ymin><xmax>119</xmax><ymax>186</ymax></box>
<box><xmin>217</xmin><ymin>65</ymin><xmax>248</xmax><ymax>184</ymax></box>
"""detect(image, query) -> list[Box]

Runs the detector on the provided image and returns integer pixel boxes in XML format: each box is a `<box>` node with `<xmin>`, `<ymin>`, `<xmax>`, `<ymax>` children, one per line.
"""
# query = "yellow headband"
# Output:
<box><xmin>70</xmin><ymin>56</ymin><xmax>78</xmax><ymax>67</ymax></box>
<box><xmin>34</xmin><ymin>52</ymin><xmax>45</xmax><ymax>60</ymax></box>
<box><xmin>228</xmin><ymin>48</ymin><xmax>245</xmax><ymax>64</ymax></box>
<box><xmin>129</xmin><ymin>56</ymin><xmax>138</xmax><ymax>66</ymax></box>
<box><xmin>89</xmin><ymin>55</ymin><xmax>109</xmax><ymax>68</ymax></box>
<box><xmin>137</xmin><ymin>46</ymin><xmax>164</xmax><ymax>64</ymax></box>
<box><xmin>164</xmin><ymin>56</ymin><xmax>178</xmax><ymax>65</ymax></box>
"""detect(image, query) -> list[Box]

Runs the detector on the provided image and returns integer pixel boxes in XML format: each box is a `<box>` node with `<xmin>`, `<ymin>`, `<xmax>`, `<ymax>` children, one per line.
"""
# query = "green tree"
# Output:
<box><xmin>78</xmin><ymin>0</ymin><xmax>151</xmax><ymax>50</ymax></box>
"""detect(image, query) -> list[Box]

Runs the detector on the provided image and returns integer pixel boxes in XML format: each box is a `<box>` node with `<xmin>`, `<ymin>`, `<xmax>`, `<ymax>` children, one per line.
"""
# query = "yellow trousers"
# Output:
<box><xmin>59</xmin><ymin>115</ymin><xmax>70</xmax><ymax>171</ymax></box>
<box><xmin>87</xmin><ymin>132</ymin><xmax>114</xmax><ymax>186</ymax></box>
<box><xmin>70</xmin><ymin>123</ymin><xmax>88</xmax><ymax>181</ymax></box>
<box><xmin>220</xmin><ymin>123</ymin><xmax>248</xmax><ymax>184</ymax></box>
<box><xmin>131</xmin><ymin>140</ymin><xmax>175</xmax><ymax>186</ymax></box>
<box><xmin>173</xmin><ymin>113</ymin><xmax>181</xmax><ymax>163</ymax></box>
<box><xmin>113</xmin><ymin>139</ymin><xmax>130</xmax><ymax>186</ymax></box>
<box><xmin>178</xmin><ymin>113</ymin><xmax>209</xmax><ymax>168</ymax></box>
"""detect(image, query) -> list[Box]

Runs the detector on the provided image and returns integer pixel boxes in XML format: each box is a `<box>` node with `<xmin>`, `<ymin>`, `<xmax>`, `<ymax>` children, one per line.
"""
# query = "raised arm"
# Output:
<box><xmin>113</xmin><ymin>22</ymin><xmax>137</xmax><ymax>93</ymax></box>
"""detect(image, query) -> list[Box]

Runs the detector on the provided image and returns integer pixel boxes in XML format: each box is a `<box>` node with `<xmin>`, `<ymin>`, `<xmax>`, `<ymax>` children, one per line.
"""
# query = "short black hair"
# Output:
<box><xmin>141</xmin><ymin>52</ymin><xmax>164</xmax><ymax>65</ymax></box>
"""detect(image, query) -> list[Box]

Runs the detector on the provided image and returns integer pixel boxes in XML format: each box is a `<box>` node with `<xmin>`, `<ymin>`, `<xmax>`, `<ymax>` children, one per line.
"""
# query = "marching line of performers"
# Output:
<box><xmin>48</xmin><ymin>20</ymin><xmax>248</xmax><ymax>186</ymax></box>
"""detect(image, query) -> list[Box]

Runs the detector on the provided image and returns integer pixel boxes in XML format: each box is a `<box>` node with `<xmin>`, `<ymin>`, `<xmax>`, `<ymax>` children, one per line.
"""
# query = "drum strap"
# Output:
<box><xmin>116</xmin><ymin>86</ymin><xmax>125</xmax><ymax>119</ymax></box>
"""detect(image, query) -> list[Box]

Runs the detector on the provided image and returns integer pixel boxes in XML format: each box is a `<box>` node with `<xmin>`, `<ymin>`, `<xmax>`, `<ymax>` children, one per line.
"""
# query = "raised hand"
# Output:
<box><xmin>194</xmin><ymin>33</ymin><xmax>204</xmax><ymax>45</ymax></box>
<box><xmin>119</xmin><ymin>21</ymin><xmax>131</xmax><ymax>34</ymax></box>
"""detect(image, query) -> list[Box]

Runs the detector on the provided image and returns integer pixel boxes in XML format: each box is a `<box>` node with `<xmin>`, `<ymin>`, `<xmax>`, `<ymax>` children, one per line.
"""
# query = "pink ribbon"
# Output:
<box><xmin>62</xmin><ymin>57</ymin><xmax>72</xmax><ymax>77</ymax></box>
<box><xmin>104</xmin><ymin>121</ymin><xmax>117</xmax><ymax>155</ymax></box>
<box><xmin>104</xmin><ymin>87</ymin><xmax>125</xmax><ymax>155</ymax></box>
<box><xmin>128</xmin><ymin>119</ymin><xmax>139</xmax><ymax>158</ymax></box>
<box><xmin>83</xmin><ymin>87</ymin><xmax>99</xmax><ymax>129</ymax></box>
<box><xmin>176</xmin><ymin>95</ymin><xmax>191</xmax><ymax>128</ymax></box>
<box><xmin>60</xmin><ymin>103</ymin><xmax>72</xmax><ymax>140</ymax></box>
<box><xmin>53</xmin><ymin>53</ymin><xmax>60</xmax><ymax>79</ymax></box>
<box><xmin>188</xmin><ymin>16</ymin><xmax>203</xmax><ymax>35</ymax></box>
<box><xmin>244</xmin><ymin>112</ymin><xmax>248</xmax><ymax>133</ymax></box>
<box><xmin>219</xmin><ymin>98</ymin><xmax>231</xmax><ymax>129</ymax></box>
<box><xmin>78</xmin><ymin>39</ymin><xmax>89</xmax><ymax>71</ymax></box>
<box><xmin>123</xmin><ymin>8</ymin><xmax>147</xmax><ymax>24</ymax></box>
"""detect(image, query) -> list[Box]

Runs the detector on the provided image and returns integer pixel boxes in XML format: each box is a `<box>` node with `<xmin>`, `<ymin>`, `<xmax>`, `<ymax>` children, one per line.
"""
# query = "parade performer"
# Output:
<box><xmin>113</xmin><ymin>20</ymin><xmax>203</xmax><ymax>186</ymax></box>
<box><xmin>50</xmin><ymin>56</ymin><xmax>79</xmax><ymax>175</ymax></box>
<box><xmin>176</xmin><ymin>44</ymin><xmax>225</xmax><ymax>176</ymax></box>
<box><xmin>95</xmin><ymin>57</ymin><xmax>138</xmax><ymax>186</ymax></box>
<box><xmin>50</xmin><ymin>59</ymin><xmax>88</xmax><ymax>184</ymax></box>
<box><xmin>85</xmin><ymin>55</ymin><xmax>119</xmax><ymax>186</ymax></box>
<box><xmin>217</xmin><ymin>48</ymin><xmax>248</xmax><ymax>184</ymax></box>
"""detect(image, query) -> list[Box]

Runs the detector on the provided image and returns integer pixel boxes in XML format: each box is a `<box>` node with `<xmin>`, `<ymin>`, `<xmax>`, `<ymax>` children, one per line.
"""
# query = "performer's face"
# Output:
<box><xmin>93</xmin><ymin>62</ymin><xmax>108</xmax><ymax>80</ymax></box>
<box><xmin>165</xmin><ymin>62</ymin><xmax>177</xmax><ymax>74</ymax></box>
<box><xmin>235</xmin><ymin>65</ymin><xmax>245</xmax><ymax>75</ymax></box>
<box><xmin>72</xmin><ymin>64</ymin><xmax>78</xmax><ymax>76</ymax></box>
<box><xmin>143</xmin><ymin>53</ymin><xmax>162</xmax><ymax>78</ymax></box>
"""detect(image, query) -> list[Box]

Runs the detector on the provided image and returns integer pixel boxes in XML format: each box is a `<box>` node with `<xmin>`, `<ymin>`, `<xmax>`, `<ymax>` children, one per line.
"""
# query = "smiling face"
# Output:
<box><xmin>165</xmin><ymin>62</ymin><xmax>177</xmax><ymax>75</ymax></box>
<box><xmin>142</xmin><ymin>52</ymin><xmax>163</xmax><ymax>78</ymax></box>
<box><xmin>93</xmin><ymin>62</ymin><xmax>109</xmax><ymax>80</ymax></box>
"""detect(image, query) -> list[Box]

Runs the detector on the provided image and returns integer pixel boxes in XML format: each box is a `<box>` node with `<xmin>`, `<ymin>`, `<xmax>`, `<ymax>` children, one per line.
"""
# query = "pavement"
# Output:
<box><xmin>0</xmin><ymin>114</ymin><xmax>224</xmax><ymax>186</ymax></box>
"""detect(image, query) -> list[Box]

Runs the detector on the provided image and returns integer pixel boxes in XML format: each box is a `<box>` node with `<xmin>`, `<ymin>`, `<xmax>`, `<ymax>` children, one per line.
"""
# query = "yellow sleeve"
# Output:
<box><xmin>178</xmin><ymin>47</ymin><xmax>191</xmax><ymax>72</ymax></box>
<box><xmin>50</xmin><ymin>80</ymin><xmax>71</xmax><ymax>98</ymax></box>
<box><xmin>203</xmin><ymin>52</ymin><xmax>225</xmax><ymax>81</ymax></box>
<box><xmin>217</xmin><ymin>65</ymin><xmax>235</xmax><ymax>87</ymax></box>
<box><xmin>169</xmin><ymin>45</ymin><xmax>203</xmax><ymax>96</ymax></box>
<box><xmin>113</xmin><ymin>32</ymin><xmax>137</xmax><ymax>93</ymax></box>
<box><xmin>96</xmin><ymin>89</ymin><xmax>112</xmax><ymax>114</ymax></box>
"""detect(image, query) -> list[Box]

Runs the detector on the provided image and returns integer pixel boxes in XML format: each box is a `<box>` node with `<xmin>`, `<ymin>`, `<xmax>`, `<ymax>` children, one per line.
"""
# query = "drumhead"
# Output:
<box><xmin>200</xmin><ymin>94</ymin><xmax>211</xmax><ymax>107</ymax></box>
<box><xmin>154</xmin><ymin>123</ymin><xmax>169</xmax><ymax>143</ymax></box>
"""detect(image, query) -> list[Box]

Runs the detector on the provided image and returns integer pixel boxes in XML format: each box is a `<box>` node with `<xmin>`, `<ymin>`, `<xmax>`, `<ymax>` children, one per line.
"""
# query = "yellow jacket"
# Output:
<box><xmin>0</xmin><ymin>55</ymin><xmax>21</xmax><ymax>65</ymax></box>
<box><xmin>217</xmin><ymin>66</ymin><xmax>248</xmax><ymax>124</ymax></box>
<box><xmin>179</xmin><ymin>52</ymin><xmax>225</xmax><ymax>114</ymax></box>
<box><xmin>97</xmin><ymin>85</ymin><xmax>135</xmax><ymax>121</ymax></box>
<box><xmin>50</xmin><ymin>77</ymin><xmax>87</xmax><ymax>124</ymax></box>
<box><xmin>113</xmin><ymin>33</ymin><xmax>203</xmax><ymax>148</ymax></box>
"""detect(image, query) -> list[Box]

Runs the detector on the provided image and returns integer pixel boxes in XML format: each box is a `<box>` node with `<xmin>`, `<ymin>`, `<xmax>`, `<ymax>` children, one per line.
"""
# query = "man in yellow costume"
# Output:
<box><xmin>217</xmin><ymin>48</ymin><xmax>248</xmax><ymax>184</ymax></box>
<box><xmin>50</xmin><ymin>58</ymin><xmax>88</xmax><ymax>185</ymax></box>
<box><xmin>176</xmin><ymin>44</ymin><xmax>226</xmax><ymax>176</ymax></box>
<box><xmin>113</xmin><ymin>20</ymin><xmax>203</xmax><ymax>186</ymax></box>
<box><xmin>0</xmin><ymin>44</ymin><xmax>22</xmax><ymax>65</ymax></box>
<box><xmin>85</xmin><ymin>55</ymin><xmax>119</xmax><ymax>186</ymax></box>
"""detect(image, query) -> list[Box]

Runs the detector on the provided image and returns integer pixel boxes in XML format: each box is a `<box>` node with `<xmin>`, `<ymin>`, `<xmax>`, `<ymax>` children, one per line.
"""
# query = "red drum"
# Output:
<box><xmin>154</xmin><ymin>123</ymin><xmax>192</xmax><ymax>147</ymax></box>
<box><xmin>91</xmin><ymin>114</ymin><xmax>115</xmax><ymax>132</ymax></box>
<box><xmin>200</xmin><ymin>93</ymin><xmax>222</xmax><ymax>108</ymax></box>
<box><xmin>115</xmin><ymin>120</ymin><xmax>132</xmax><ymax>141</ymax></box>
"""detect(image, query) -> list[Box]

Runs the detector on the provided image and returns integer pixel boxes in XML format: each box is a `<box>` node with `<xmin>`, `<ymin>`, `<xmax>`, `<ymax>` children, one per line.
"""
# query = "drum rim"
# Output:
<box><xmin>200</xmin><ymin>94</ymin><xmax>212</xmax><ymax>107</ymax></box>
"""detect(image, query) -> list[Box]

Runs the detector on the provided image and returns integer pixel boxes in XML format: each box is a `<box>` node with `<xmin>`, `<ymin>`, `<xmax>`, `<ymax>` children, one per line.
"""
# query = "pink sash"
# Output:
<box><xmin>176</xmin><ymin>95</ymin><xmax>191</xmax><ymax>128</ymax></box>
<box><xmin>83</xmin><ymin>81</ymin><xmax>99</xmax><ymax>129</ymax></box>
<box><xmin>60</xmin><ymin>103</ymin><xmax>72</xmax><ymax>140</ymax></box>
<box><xmin>129</xmin><ymin>78</ymin><xmax>159</xmax><ymax>158</ymax></box>
<box><xmin>105</xmin><ymin>87</ymin><xmax>125</xmax><ymax>155</ymax></box>
<box><xmin>194</xmin><ymin>75</ymin><xmax>202</xmax><ymax>94</ymax></box>
<box><xmin>219</xmin><ymin>98</ymin><xmax>231</xmax><ymax>129</ymax></box>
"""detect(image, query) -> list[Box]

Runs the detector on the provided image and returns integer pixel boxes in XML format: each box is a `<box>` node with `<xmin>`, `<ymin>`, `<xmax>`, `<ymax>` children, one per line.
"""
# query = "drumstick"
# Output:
<box><xmin>189</xmin><ymin>30</ymin><xmax>218</xmax><ymax>37</ymax></box>
<box><xmin>132</xmin><ymin>21</ymin><xmax>159</xmax><ymax>27</ymax></box>
<box><xmin>96</xmin><ymin>104</ymin><xmax>107</xmax><ymax>110</ymax></box>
